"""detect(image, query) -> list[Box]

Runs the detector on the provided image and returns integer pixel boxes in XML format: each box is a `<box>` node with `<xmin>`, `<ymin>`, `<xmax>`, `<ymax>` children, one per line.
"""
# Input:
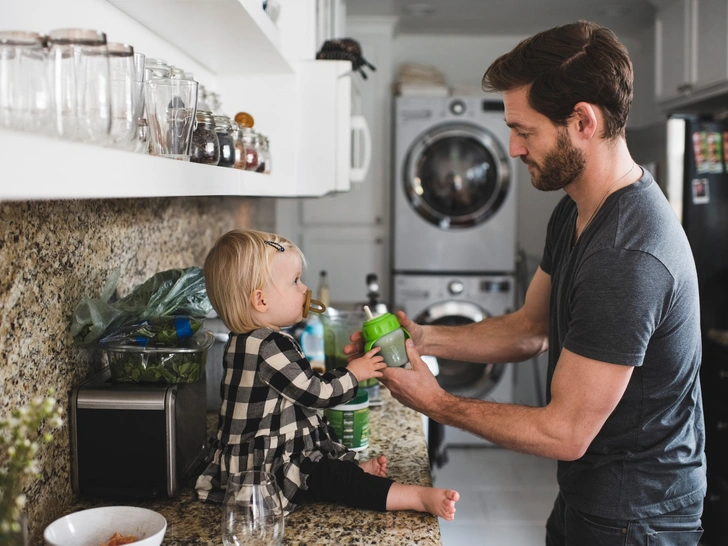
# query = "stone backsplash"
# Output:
<box><xmin>0</xmin><ymin>196</ymin><xmax>275</xmax><ymax>544</ymax></box>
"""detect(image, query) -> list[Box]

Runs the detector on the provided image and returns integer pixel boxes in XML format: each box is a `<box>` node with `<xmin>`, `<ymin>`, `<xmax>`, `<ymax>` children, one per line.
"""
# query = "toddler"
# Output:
<box><xmin>195</xmin><ymin>229</ymin><xmax>459</xmax><ymax>519</ymax></box>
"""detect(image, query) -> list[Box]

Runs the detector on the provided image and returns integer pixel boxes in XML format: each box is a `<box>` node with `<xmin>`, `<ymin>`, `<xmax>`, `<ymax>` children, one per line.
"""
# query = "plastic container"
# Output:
<box><xmin>102</xmin><ymin>330</ymin><xmax>214</xmax><ymax>384</ymax></box>
<box><xmin>300</xmin><ymin>315</ymin><xmax>325</xmax><ymax>374</ymax></box>
<box><xmin>324</xmin><ymin>390</ymin><xmax>369</xmax><ymax>451</ymax></box>
<box><xmin>361</xmin><ymin>310</ymin><xmax>411</xmax><ymax>368</ymax></box>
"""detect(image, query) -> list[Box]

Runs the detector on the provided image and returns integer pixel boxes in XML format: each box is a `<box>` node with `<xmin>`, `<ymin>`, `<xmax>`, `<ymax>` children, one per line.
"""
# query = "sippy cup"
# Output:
<box><xmin>361</xmin><ymin>305</ymin><xmax>411</xmax><ymax>367</ymax></box>
<box><xmin>303</xmin><ymin>289</ymin><xmax>326</xmax><ymax>318</ymax></box>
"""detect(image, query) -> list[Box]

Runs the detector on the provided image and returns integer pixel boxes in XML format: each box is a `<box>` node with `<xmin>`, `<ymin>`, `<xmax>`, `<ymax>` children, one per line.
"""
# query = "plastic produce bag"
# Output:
<box><xmin>99</xmin><ymin>315</ymin><xmax>204</xmax><ymax>347</ymax></box>
<box><xmin>70</xmin><ymin>267</ymin><xmax>213</xmax><ymax>346</ymax></box>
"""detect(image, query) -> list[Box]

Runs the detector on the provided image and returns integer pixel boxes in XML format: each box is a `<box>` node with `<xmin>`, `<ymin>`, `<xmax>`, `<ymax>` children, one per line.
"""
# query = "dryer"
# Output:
<box><xmin>393</xmin><ymin>273</ymin><xmax>515</xmax><ymax>446</ymax></box>
<box><xmin>393</xmin><ymin>96</ymin><xmax>518</xmax><ymax>273</ymax></box>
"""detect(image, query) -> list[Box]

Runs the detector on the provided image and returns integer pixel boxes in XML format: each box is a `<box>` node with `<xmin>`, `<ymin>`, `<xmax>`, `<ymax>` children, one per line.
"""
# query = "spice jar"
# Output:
<box><xmin>190</xmin><ymin>110</ymin><xmax>220</xmax><ymax>165</ymax></box>
<box><xmin>213</xmin><ymin>115</ymin><xmax>236</xmax><ymax>168</ymax></box>
<box><xmin>231</xmin><ymin>122</ymin><xmax>247</xmax><ymax>169</ymax></box>
<box><xmin>240</xmin><ymin>127</ymin><xmax>260</xmax><ymax>171</ymax></box>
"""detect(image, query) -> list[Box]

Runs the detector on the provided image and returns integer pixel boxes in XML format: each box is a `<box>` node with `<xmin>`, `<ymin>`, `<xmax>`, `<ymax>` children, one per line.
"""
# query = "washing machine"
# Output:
<box><xmin>393</xmin><ymin>95</ymin><xmax>518</xmax><ymax>274</ymax></box>
<box><xmin>393</xmin><ymin>272</ymin><xmax>515</xmax><ymax>446</ymax></box>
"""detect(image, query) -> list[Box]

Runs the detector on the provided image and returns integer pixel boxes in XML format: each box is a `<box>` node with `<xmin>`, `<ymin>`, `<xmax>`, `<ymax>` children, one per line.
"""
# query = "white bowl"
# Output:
<box><xmin>44</xmin><ymin>506</ymin><xmax>167</xmax><ymax>546</ymax></box>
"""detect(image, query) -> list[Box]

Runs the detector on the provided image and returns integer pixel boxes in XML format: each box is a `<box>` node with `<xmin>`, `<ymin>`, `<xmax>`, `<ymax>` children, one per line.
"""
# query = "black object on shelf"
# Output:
<box><xmin>316</xmin><ymin>38</ymin><xmax>376</xmax><ymax>79</ymax></box>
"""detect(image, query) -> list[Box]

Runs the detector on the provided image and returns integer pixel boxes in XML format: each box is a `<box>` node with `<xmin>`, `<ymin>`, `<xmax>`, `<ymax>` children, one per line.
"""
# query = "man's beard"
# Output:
<box><xmin>524</xmin><ymin>129</ymin><xmax>586</xmax><ymax>192</ymax></box>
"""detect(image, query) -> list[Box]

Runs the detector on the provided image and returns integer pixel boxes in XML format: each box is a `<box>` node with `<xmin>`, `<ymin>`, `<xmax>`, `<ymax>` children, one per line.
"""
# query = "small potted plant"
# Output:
<box><xmin>0</xmin><ymin>390</ymin><xmax>63</xmax><ymax>545</ymax></box>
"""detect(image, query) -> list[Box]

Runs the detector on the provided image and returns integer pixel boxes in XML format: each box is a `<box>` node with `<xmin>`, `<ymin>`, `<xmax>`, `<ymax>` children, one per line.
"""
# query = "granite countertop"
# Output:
<box><xmin>68</xmin><ymin>386</ymin><xmax>441</xmax><ymax>545</ymax></box>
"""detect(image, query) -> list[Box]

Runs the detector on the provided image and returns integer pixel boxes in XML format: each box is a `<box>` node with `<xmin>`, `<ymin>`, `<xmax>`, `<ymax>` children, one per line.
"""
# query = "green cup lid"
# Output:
<box><xmin>361</xmin><ymin>312</ymin><xmax>410</xmax><ymax>352</ymax></box>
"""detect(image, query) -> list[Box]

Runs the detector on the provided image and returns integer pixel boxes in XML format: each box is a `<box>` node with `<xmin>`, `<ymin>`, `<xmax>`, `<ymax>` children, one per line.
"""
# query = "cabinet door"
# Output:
<box><xmin>694</xmin><ymin>0</ymin><xmax>728</xmax><ymax>90</ymax></box>
<box><xmin>656</xmin><ymin>0</ymin><xmax>692</xmax><ymax>101</ymax></box>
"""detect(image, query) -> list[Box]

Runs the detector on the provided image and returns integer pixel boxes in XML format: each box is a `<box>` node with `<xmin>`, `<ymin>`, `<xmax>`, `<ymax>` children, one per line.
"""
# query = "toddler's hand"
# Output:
<box><xmin>346</xmin><ymin>347</ymin><xmax>387</xmax><ymax>383</ymax></box>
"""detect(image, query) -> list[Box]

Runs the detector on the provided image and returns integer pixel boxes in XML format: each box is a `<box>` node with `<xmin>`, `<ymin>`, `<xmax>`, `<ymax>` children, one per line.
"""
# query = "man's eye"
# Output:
<box><xmin>518</xmin><ymin>132</ymin><xmax>529</xmax><ymax>139</ymax></box>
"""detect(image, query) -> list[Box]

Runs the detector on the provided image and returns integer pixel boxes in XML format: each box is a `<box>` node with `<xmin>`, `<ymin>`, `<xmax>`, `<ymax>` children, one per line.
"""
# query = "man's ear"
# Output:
<box><xmin>571</xmin><ymin>102</ymin><xmax>599</xmax><ymax>140</ymax></box>
<box><xmin>250</xmin><ymin>289</ymin><xmax>267</xmax><ymax>313</ymax></box>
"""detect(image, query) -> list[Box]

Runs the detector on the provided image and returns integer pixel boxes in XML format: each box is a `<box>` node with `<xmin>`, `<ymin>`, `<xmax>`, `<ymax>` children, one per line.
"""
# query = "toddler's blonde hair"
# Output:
<box><xmin>204</xmin><ymin>229</ymin><xmax>305</xmax><ymax>334</ymax></box>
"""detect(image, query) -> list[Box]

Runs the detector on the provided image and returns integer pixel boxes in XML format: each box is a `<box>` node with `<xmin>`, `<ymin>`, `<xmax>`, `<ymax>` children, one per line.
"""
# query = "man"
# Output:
<box><xmin>347</xmin><ymin>21</ymin><xmax>706</xmax><ymax>545</ymax></box>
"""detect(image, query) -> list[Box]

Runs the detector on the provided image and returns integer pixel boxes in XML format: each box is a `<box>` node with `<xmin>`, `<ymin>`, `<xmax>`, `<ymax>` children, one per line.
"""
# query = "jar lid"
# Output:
<box><xmin>213</xmin><ymin>115</ymin><xmax>232</xmax><ymax>131</ymax></box>
<box><xmin>0</xmin><ymin>31</ymin><xmax>44</xmax><ymax>47</ymax></box>
<box><xmin>107</xmin><ymin>42</ymin><xmax>134</xmax><ymax>57</ymax></box>
<box><xmin>234</xmin><ymin>111</ymin><xmax>255</xmax><ymax>128</ymax></box>
<box><xmin>362</xmin><ymin>313</ymin><xmax>411</xmax><ymax>352</ymax></box>
<box><xmin>195</xmin><ymin>110</ymin><xmax>215</xmax><ymax>125</ymax></box>
<box><xmin>47</xmin><ymin>28</ymin><xmax>107</xmax><ymax>46</ymax></box>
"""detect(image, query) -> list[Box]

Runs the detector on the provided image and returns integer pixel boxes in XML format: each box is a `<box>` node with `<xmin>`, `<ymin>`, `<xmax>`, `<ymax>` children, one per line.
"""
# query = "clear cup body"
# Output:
<box><xmin>373</xmin><ymin>328</ymin><xmax>409</xmax><ymax>367</ymax></box>
<box><xmin>0</xmin><ymin>31</ymin><xmax>51</xmax><ymax>133</ymax></box>
<box><xmin>47</xmin><ymin>28</ymin><xmax>111</xmax><ymax>143</ymax></box>
<box><xmin>107</xmin><ymin>43</ymin><xmax>137</xmax><ymax>149</ymax></box>
<box><xmin>144</xmin><ymin>78</ymin><xmax>198</xmax><ymax>160</ymax></box>
<box><xmin>222</xmin><ymin>471</ymin><xmax>284</xmax><ymax>546</ymax></box>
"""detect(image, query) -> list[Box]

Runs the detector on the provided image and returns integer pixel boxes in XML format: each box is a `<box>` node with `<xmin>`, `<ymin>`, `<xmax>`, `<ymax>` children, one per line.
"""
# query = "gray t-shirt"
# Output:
<box><xmin>540</xmin><ymin>169</ymin><xmax>706</xmax><ymax>519</ymax></box>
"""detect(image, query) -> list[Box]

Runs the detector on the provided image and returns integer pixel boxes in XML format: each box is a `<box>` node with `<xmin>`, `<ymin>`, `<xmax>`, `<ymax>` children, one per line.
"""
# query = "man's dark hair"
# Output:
<box><xmin>482</xmin><ymin>21</ymin><xmax>633</xmax><ymax>139</ymax></box>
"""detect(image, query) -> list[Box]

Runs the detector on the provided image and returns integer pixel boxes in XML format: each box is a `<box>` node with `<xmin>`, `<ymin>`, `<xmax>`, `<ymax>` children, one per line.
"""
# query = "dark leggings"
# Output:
<box><xmin>292</xmin><ymin>457</ymin><xmax>394</xmax><ymax>512</ymax></box>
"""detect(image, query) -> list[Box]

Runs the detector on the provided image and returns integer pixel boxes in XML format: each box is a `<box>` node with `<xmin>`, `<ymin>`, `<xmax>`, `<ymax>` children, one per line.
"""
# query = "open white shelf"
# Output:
<box><xmin>0</xmin><ymin>131</ymin><xmax>294</xmax><ymax>200</ymax></box>
<box><xmin>106</xmin><ymin>0</ymin><xmax>292</xmax><ymax>75</ymax></box>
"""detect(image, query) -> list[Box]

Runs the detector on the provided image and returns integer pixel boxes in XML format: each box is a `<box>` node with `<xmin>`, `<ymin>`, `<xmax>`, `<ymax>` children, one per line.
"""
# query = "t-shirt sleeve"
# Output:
<box><xmin>257</xmin><ymin>332</ymin><xmax>358</xmax><ymax>408</ymax></box>
<box><xmin>563</xmin><ymin>248</ymin><xmax>674</xmax><ymax>367</ymax></box>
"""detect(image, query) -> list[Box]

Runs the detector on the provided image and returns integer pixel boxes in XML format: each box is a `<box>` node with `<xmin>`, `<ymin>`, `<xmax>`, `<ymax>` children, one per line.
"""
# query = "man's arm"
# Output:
<box><xmin>380</xmin><ymin>266</ymin><xmax>634</xmax><ymax>459</ymax></box>
<box><xmin>415</xmin><ymin>266</ymin><xmax>552</xmax><ymax>364</ymax></box>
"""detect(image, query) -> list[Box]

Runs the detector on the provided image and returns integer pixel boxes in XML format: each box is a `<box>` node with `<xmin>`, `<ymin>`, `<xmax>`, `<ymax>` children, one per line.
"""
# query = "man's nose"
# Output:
<box><xmin>509</xmin><ymin>138</ymin><xmax>526</xmax><ymax>158</ymax></box>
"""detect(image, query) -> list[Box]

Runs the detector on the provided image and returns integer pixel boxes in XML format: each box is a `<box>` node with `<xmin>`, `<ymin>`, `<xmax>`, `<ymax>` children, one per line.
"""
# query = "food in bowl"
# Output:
<box><xmin>101</xmin><ymin>331</ymin><xmax>214</xmax><ymax>383</ymax></box>
<box><xmin>101</xmin><ymin>533</ymin><xmax>137</xmax><ymax>545</ymax></box>
<box><xmin>44</xmin><ymin>506</ymin><xmax>166</xmax><ymax>546</ymax></box>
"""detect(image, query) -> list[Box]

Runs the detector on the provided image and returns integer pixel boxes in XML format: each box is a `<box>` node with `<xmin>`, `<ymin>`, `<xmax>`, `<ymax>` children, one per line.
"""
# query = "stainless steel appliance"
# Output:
<box><xmin>393</xmin><ymin>96</ymin><xmax>518</xmax><ymax>273</ymax></box>
<box><xmin>70</xmin><ymin>368</ymin><xmax>208</xmax><ymax>498</ymax></box>
<box><xmin>393</xmin><ymin>273</ymin><xmax>515</xmax><ymax>446</ymax></box>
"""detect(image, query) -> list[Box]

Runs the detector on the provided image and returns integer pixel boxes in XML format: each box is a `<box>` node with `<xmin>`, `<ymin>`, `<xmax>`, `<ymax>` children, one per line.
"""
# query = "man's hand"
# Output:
<box><xmin>379</xmin><ymin>338</ymin><xmax>448</xmax><ymax>415</ymax></box>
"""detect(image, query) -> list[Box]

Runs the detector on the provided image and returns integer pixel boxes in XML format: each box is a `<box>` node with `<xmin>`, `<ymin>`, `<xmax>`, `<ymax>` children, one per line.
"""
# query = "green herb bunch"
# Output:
<box><xmin>0</xmin><ymin>390</ymin><xmax>63</xmax><ymax>537</ymax></box>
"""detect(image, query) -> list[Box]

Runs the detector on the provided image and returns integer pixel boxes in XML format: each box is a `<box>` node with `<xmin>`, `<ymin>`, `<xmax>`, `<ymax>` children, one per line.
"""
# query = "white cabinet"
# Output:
<box><xmin>0</xmin><ymin>0</ymin><xmax>359</xmax><ymax>200</ymax></box>
<box><xmin>655</xmin><ymin>0</ymin><xmax>728</xmax><ymax>107</ymax></box>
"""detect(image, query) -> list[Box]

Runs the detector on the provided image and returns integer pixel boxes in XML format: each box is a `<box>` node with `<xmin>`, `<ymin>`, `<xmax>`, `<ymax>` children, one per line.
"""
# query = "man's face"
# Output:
<box><xmin>503</xmin><ymin>87</ymin><xmax>585</xmax><ymax>192</ymax></box>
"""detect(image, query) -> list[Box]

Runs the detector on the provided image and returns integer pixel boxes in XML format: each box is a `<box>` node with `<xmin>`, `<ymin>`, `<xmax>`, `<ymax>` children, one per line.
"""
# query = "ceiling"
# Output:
<box><xmin>346</xmin><ymin>0</ymin><xmax>658</xmax><ymax>37</ymax></box>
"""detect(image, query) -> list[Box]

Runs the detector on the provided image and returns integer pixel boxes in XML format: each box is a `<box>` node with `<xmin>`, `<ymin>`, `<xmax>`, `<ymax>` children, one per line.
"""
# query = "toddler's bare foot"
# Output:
<box><xmin>386</xmin><ymin>484</ymin><xmax>460</xmax><ymax>519</ymax></box>
<box><xmin>426</xmin><ymin>488</ymin><xmax>459</xmax><ymax>520</ymax></box>
<box><xmin>359</xmin><ymin>455</ymin><xmax>388</xmax><ymax>477</ymax></box>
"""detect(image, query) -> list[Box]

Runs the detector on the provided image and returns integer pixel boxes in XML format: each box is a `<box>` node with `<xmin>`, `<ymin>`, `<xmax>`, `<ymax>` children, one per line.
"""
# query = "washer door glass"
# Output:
<box><xmin>415</xmin><ymin>300</ymin><xmax>505</xmax><ymax>399</ymax></box>
<box><xmin>404</xmin><ymin>123</ymin><xmax>510</xmax><ymax>229</ymax></box>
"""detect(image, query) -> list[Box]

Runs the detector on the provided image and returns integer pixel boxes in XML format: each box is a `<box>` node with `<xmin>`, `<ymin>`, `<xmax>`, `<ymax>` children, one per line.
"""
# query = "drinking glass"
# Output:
<box><xmin>144</xmin><ymin>78</ymin><xmax>198</xmax><ymax>160</ymax></box>
<box><xmin>47</xmin><ymin>28</ymin><xmax>111</xmax><ymax>143</ymax></box>
<box><xmin>0</xmin><ymin>31</ymin><xmax>51</xmax><ymax>133</ymax></box>
<box><xmin>107</xmin><ymin>42</ymin><xmax>137</xmax><ymax>149</ymax></box>
<box><xmin>222</xmin><ymin>471</ymin><xmax>284</xmax><ymax>546</ymax></box>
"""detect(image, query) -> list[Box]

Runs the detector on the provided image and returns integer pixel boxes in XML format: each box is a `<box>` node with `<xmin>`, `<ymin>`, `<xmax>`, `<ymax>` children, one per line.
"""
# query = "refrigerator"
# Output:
<box><xmin>631</xmin><ymin>115</ymin><xmax>728</xmax><ymax>545</ymax></box>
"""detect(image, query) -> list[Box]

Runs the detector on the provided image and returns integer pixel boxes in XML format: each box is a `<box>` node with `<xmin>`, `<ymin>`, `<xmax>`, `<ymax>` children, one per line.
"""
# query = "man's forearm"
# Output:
<box><xmin>428</xmin><ymin>392</ymin><xmax>577</xmax><ymax>460</ymax></box>
<box><xmin>423</xmin><ymin>311</ymin><xmax>548</xmax><ymax>364</ymax></box>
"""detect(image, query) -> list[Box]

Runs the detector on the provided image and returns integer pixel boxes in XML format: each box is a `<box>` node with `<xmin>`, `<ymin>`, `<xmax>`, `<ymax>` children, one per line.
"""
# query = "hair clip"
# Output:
<box><xmin>264</xmin><ymin>240</ymin><xmax>285</xmax><ymax>252</ymax></box>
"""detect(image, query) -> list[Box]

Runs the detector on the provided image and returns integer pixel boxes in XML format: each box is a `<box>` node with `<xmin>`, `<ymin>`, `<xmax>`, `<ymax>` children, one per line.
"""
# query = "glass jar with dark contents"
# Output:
<box><xmin>190</xmin><ymin>110</ymin><xmax>220</xmax><ymax>165</ymax></box>
<box><xmin>213</xmin><ymin>115</ymin><xmax>235</xmax><ymax>168</ymax></box>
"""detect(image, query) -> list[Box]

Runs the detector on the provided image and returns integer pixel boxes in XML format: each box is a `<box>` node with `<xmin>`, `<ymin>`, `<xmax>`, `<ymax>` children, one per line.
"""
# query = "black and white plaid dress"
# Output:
<box><xmin>195</xmin><ymin>327</ymin><xmax>359</xmax><ymax>514</ymax></box>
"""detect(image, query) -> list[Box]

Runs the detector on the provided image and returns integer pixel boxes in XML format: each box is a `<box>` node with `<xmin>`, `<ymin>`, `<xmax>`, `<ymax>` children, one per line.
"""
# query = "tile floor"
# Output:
<box><xmin>432</xmin><ymin>446</ymin><xmax>559</xmax><ymax>546</ymax></box>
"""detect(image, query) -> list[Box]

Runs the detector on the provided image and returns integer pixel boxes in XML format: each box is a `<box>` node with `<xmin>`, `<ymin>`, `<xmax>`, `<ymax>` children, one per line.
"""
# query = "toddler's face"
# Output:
<box><xmin>262</xmin><ymin>251</ymin><xmax>308</xmax><ymax>329</ymax></box>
